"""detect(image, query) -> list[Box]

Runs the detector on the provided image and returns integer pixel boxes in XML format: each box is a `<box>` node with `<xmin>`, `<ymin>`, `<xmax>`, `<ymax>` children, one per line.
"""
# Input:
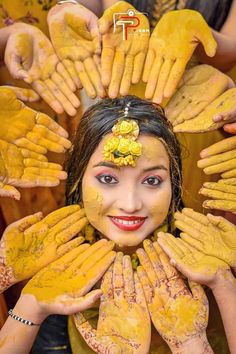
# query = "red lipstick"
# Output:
<box><xmin>109</xmin><ymin>216</ymin><xmax>147</xmax><ymax>231</ymax></box>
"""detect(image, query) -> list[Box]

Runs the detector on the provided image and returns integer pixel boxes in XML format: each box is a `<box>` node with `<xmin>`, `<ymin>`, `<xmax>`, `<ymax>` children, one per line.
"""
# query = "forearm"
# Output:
<box><xmin>211</xmin><ymin>271</ymin><xmax>236</xmax><ymax>354</ymax></box>
<box><xmin>195</xmin><ymin>29</ymin><xmax>236</xmax><ymax>72</ymax></box>
<box><xmin>169</xmin><ymin>332</ymin><xmax>213</xmax><ymax>354</ymax></box>
<box><xmin>0</xmin><ymin>295</ymin><xmax>46</xmax><ymax>354</ymax></box>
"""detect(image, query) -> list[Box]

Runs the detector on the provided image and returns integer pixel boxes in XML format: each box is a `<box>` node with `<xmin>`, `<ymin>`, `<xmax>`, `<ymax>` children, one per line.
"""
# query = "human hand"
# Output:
<box><xmin>136</xmin><ymin>240</ymin><xmax>210</xmax><ymax>352</ymax></box>
<box><xmin>99</xmin><ymin>1</ymin><xmax>150</xmax><ymax>98</ymax></box>
<box><xmin>0</xmin><ymin>88</ymin><xmax>71</xmax><ymax>155</ymax></box>
<box><xmin>74</xmin><ymin>252</ymin><xmax>151</xmax><ymax>354</ymax></box>
<box><xmin>158</xmin><ymin>232</ymin><xmax>230</xmax><ymax>288</ymax></box>
<box><xmin>174</xmin><ymin>208</ymin><xmax>236</xmax><ymax>266</ymax></box>
<box><xmin>0</xmin><ymin>140</ymin><xmax>67</xmax><ymax>196</ymax></box>
<box><xmin>22</xmin><ymin>239</ymin><xmax>116</xmax><ymax>319</ymax></box>
<box><xmin>143</xmin><ymin>9</ymin><xmax>216</xmax><ymax>104</ymax></box>
<box><xmin>4</xmin><ymin>23</ymin><xmax>80</xmax><ymax>115</ymax></box>
<box><xmin>0</xmin><ymin>85</ymin><xmax>39</xmax><ymax>102</ymax></box>
<box><xmin>165</xmin><ymin>65</ymin><xmax>233</xmax><ymax>126</ymax></box>
<box><xmin>48</xmin><ymin>3</ymin><xmax>105</xmax><ymax>98</ymax></box>
<box><xmin>173</xmin><ymin>88</ymin><xmax>236</xmax><ymax>132</ymax></box>
<box><xmin>0</xmin><ymin>205</ymin><xmax>88</xmax><ymax>291</ymax></box>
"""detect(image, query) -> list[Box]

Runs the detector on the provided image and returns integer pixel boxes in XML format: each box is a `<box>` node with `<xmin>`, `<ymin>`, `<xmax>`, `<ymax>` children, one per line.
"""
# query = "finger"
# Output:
<box><xmin>70</xmin><ymin>239</ymin><xmax>108</xmax><ymax>269</ymax></box>
<box><xmin>79</xmin><ymin>240</ymin><xmax>114</xmax><ymax>273</ymax></box>
<box><xmin>29</xmin><ymin>125</ymin><xmax>71</xmax><ymax>152</ymax></box>
<box><xmin>136</xmin><ymin>248</ymin><xmax>159</xmax><ymax>287</ymax></box>
<box><xmin>5</xmin><ymin>212</ymin><xmax>43</xmax><ymax>233</ymax></box>
<box><xmin>188</xmin><ymin>281</ymin><xmax>208</xmax><ymax>304</ymax></box>
<box><xmin>198</xmin><ymin>150</ymin><xmax>236</xmax><ymax>170</ymax></box>
<box><xmin>218</xmin><ymin>178</ymin><xmax>236</xmax><ymax>185</ymax></box>
<box><xmin>174</xmin><ymin>210</ymin><xmax>209</xmax><ymax>233</ymax></box>
<box><xmin>153</xmin><ymin>242</ymin><xmax>179</xmax><ymax>279</ymax></box>
<box><xmin>36</xmin><ymin>112</ymin><xmax>69</xmax><ymax>139</ymax></box>
<box><xmin>113</xmin><ymin>252</ymin><xmax>125</xmax><ymax>301</ymax></box>
<box><xmin>56</xmin><ymin>62</ymin><xmax>76</xmax><ymax>92</ymax></box>
<box><xmin>199</xmin><ymin>187</ymin><xmax>236</xmax><ymax>201</ymax></box>
<box><xmin>2</xmin><ymin>86</ymin><xmax>40</xmax><ymax>102</ymax></box>
<box><xmin>203</xmin><ymin>199</ymin><xmax>236</xmax><ymax>213</ymax></box>
<box><xmin>157</xmin><ymin>232</ymin><xmax>185</xmax><ymax>259</ymax></box>
<box><xmin>202</xmin><ymin>182</ymin><xmax>236</xmax><ymax>195</ymax></box>
<box><xmin>101</xmin><ymin>265</ymin><xmax>113</xmax><ymax>301</ymax></box>
<box><xmin>63</xmin><ymin>290</ymin><xmax>102</xmax><ymax>314</ymax></box>
<box><xmin>84</xmin><ymin>57</ymin><xmax>105</xmax><ymax>98</ymax></box>
<box><xmin>55</xmin><ymin>243</ymin><xmax>90</xmax><ymax>265</ymax></box>
<box><xmin>177</xmin><ymin>208</ymin><xmax>210</xmax><ymax>226</ymax></box>
<box><xmin>222</xmin><ymin>168</ymin><xmax>236</xmax><ymax>179</ymax></box>
<box><xmin>120</xmin><ymin>54</ymin><xmax>134</xmax><ymax>96</ymax></box>
<box><xmin>6</xmin><ymin>52</ymin><xmax>30</xmax><ymax>82</ymax></box>
<box><xmin>180</xmin><ymin>232</ymin><xmax>204</xmax><ymax>251</ymax></box>
<box><xmin>145</xmin><ymin>56</ymin><xmax>163</xmax><ymax>99</ymax></box>
<box><xmin>32</xmin><ymin>80</ymin><xmax>64</xmax><ymax>114</ymax></box>
<box><xmin>132</xmin><ymin>52</ymin><xmax>146</xmax><ymax>84</ymax></box>
<box><xmin>108</xmin><ymin>51</ymin><xmax>125</xmax><ymax>99</ymax></box>
<box><xmin>62</xmin><ymin>59</ymin><xmax>82</xmax><ymax>89</ymax></box>
<box><xmin>0</xmin><ymin>184</ymin><xmax>21</xmax><ymax>200</ymax></box>
<box><xmin>51</xmin><ymin>208</ymin><xmax>86</xmax><ymax>235</ymax></box>
<box><xmin>134</xmin><ymin>272</ymin><xmax>147</xmax><ymax>310</ymax></box>
<box><xmin>23</xmin><ymin>158</ymin><xmax>62</xmax><ymax>170</ymax></box>
<box><xmin>123</xmin><ymin>255</ymin><xmax>135</xmax><ymax>303</ymax></box>
<box><xmin>164</xmin><ymin>59</ymin><xmax>186</xmax><ymax>99</ymax></box>
<box><xmin>55</xmin><ymin>217</ymin><xmax>88</xmax><ymax>244</ymax></box>
<box><xmin>203</xmin><ymin>159</ymin><xmax>236</xmax><ymax>175</ymax></box>
<box><xmin>136</xmin><ymin>266</ymin><xmax>153</xmax><ymax>304</ymax></box>
<box><xmin>57</xmin><ymin>236</ymin><xmax>85</xmax><ymax>257</ymax></box>
<box><xmin>44</xmin><ymin>78</ymin><xmax>77</xmax><ymax>116</ymax></box>
<box><xmin>224</xmin><ymin>122</ymin><xmax>236</xmax><ymax>134</ymax></box>
<box><xmin>199</xmin><ymin>30</ymin><xmax>217</xmax><ymax>57</ymax></box>
<box><xmin>24</xmin><ymin>167</ymin><xmax>67</xmax><ymax>179</ymax></box>
<box><xmin>17</xmin><ymin>174</ymin><xmax>60</xmax><ymax>187</ymax></box>
<box><xmin>42</xmin><ymin>205</ymin><xmax>81</xmax><ymax>227</ymax></box>
<box><xmin>206</xmin><ymin>213</ymin><xmax>235</xmax><ymax>232</ymax></box>
<box><xmin>20</xmin><ymin>149</ymin><xmax>48</xmax><ymax>162</ymax></box>
<box><xmin>15</xmin><ymin>138</ymin><xmax>47</xmax><ymax>155</ymax></box>
<box><xmin>101</xmin><ymin>46</ymin><xmax>115</xmax><ymax>87</ymax></box>
<box><xmin>175</xmin><ymin>219</ymin><xmax>201</xmax><ymax>240</ymax></box>
<box><xmin>143</xmin><ymin>239</ymin><xmax>166</xmax><ymax>282</ymax></box>
<box><xmin>51</xmin><ymin>72</ymin><xmax>80</xmax><ymax>108</ymax></box>
<box><xmin>75</xmin><ymin>61</ymin><xmax>96</xmax><ymax>98</ymax></box>
<box><xmin>143</xmin><ymin>49</ymin><xmax>155</xmax><ymax>82</ymax></box>
<box><xmin>93</xmin><ymin>54</ymin><xmax>102</xmax><ymax>75</ymax></box>
<box><xmin>200</xmin><ymin>136</ymin><xmax>236</xmax><ymax>159</ymax></box>
<box><xmin>153</xmin><ymin>59</ymin><xmax>174</xmax><ymax>104</ymax></box>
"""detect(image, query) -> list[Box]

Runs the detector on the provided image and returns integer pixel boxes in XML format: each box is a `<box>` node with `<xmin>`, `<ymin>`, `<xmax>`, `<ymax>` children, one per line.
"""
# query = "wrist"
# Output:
<box><xmin>14</xmin><ymin>294</ymin><xmax>48</xmax><ymax>325</ymax></box>
<box><xmin>210</xmin><ymin>269</ymin><xmax>236</xmax><ymax>297</ymax></box>
<box><xmin>170</xmin><ymin>332</ymin><xmax>213</xmax><ymax>354</ymax></box>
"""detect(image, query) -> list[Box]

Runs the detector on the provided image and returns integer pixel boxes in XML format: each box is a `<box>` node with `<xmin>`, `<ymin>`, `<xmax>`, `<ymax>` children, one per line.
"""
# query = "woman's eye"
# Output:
<box><xmin>142</xmin><ymin>176</ymin><xmax>162</xmax><ymax>186</ymax></box>
<box><xmin>96</xmin><ymin>174</ymin><xmax>118</xmax><ymax>184</ymax></box>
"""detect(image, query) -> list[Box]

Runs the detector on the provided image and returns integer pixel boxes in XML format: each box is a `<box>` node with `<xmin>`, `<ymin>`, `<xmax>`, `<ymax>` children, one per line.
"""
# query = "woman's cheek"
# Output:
<box><xmin>150</xmin><ymin>187</ymin><xmax>172</xmax><ymax>225</ymax></box>
<box><xmin>82</xmin><ymin>186</ymin><xmax>104</xmax><ymax>226</ymax></box>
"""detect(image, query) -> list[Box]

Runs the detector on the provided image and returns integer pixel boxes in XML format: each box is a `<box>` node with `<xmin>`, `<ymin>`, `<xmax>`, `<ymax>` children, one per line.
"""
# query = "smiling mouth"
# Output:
<box><xmin>109</xmin><ymin>216</ymin><xmax>147</xmax><ymax>231</ymax></box>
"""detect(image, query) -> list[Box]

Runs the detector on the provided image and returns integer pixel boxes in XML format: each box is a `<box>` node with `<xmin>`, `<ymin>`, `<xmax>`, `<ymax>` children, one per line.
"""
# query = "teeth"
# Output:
<box><xmin>113</xmin><ymin>218</ymin><xmax>143</xmax><ymax>225</ymax></box>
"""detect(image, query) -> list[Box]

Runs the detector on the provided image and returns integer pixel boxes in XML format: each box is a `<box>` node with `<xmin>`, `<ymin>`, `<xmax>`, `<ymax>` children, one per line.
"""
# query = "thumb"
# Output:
<box><xmin>0</xmin><ymin>183</ymin><xmax>21</xmax><ymax>200</ymax></box>
<box><xmin>188</xmin><ymin>280</ymin><xmax>208</xmax><ymax>304</ymax></box>
<box><xmin>74</xmin><ymin>289</ymin><xmax>102</xmax><ymax>312</ymax></box>
<box><xmin>98</xmin><ymin>8</ymin><xmax>114</xmax><ymax>34</ymax></box>
<box><xmin>1</xmin><ymin>86</ymin><xmax>40</xmax><ymax>102</ymax></box>
<box><xmin>88</xmin><ymin>17</ymin><xmax>101</xmax><ymax>54</ymax></box>
<box><xmin>207</xmin><ymin>213</ymin><xmax>235</xmax><ymax>232</ymax></box>
<box><xmin>6</xmin><ymin>53</ymin><xmax>31</xmax><ymax>83</ymax></box>
<box><xmin>198</xmin><ymin>28</ymin><xmax>217</xmax><ymax>57</ymax></box>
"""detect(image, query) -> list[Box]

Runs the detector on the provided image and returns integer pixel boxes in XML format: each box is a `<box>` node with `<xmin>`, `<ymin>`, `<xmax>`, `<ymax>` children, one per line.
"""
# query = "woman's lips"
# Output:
<box><xmin>109</xmin><ymin>216</ymin><xmax>147</xmax><ymax>231</ymax></box>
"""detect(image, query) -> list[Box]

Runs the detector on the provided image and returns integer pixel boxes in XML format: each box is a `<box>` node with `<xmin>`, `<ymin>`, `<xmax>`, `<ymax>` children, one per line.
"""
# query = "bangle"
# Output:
<box><xmin>57</xmin><ymin>0</ymin><xmax>79</xmax><ymax>4</ymax></box>
<box><xmin>8</xmin><ymin>309</ymin><xmax>41</xmax><ymax>326</ymax></box>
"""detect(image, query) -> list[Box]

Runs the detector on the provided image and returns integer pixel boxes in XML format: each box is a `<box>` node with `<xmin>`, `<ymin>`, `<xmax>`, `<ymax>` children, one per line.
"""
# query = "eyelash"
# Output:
<box><xmin>96</xmin><ymin>174</ymin><xmax>162</xmax><ymax>187</ymax></box>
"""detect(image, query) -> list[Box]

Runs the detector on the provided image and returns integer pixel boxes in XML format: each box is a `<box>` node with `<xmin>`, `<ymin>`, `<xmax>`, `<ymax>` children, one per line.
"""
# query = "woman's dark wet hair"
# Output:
<box><xmin>66</xmin><ymin>95</ymin><xmax>182</xmax><ymax>224</ymax></box>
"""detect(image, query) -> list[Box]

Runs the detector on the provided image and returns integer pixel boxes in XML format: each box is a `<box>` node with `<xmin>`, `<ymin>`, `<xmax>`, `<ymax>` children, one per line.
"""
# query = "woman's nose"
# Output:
<box><xmin>117</xmin><ymin>189</ymin><xmax>142</xmax><ymax>213</ymax></box>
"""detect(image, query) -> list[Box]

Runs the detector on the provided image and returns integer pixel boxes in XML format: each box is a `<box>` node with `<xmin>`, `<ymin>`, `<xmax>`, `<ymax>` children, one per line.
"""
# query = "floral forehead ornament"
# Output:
<box><xmin>103</xmin><ymin>103</ymin><xmax>142</xmax><ymax>167</ymax></box>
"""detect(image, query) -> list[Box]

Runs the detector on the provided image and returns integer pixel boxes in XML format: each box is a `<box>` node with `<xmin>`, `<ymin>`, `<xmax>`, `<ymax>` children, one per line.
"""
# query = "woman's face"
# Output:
<box><xmin>82</xmin><ymin>134</ymin><xmax>172</xmax><ymax>247</ymax></box>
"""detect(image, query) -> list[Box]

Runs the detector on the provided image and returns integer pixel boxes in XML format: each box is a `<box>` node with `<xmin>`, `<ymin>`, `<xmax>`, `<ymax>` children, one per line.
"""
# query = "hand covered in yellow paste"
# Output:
<box><xmin>136</xmin><ymin>240</ymin><xmax>211</xmax><ymax>352</ymax></box>
<box><xmin>174</xmin><ymin>208</ymin><xmax>236</xmax><ymax>266</ymax></box>
<box><xmin>173</xmin><ymin>88</ymin><xmax>236</xmax><ymax>133</ymax></box>
<box><xmin>4</xmin><ymin>23</ymin><xmax>80</xmax><ymax>115</ymax></box>
<box><xmin>0</xmin><ymin>205</ymin><xmax>88</xmax><ymax>292</ymax></box>
<box><xmin>143</xmin><ymin>9</ymin><xmax>217</xmax><ymax>103</ymax></box>
<box><xmin>99</xmin><ymin>1</ymin><xmax>150</xmax><ymax>98</ymax></box>
<box><xmin>22</xmin><ymin>239</ymin><xmax>116</xmax><ymax>316</ymax></box>
<box><xmin>0</xmin><ymin>85</ymin><xmax>39</xmax><ymax>102</ymax></box>
<box><xmin>74</xmin><ymin>252</ymin><xmax>151</xmax><ymax>354</ymax></box>
<box><xmin>158</xmin><ymin>232</ymin><xmax>230</xmax><ymax>288</ymax></box>
<box><xmin>48</xmin><ymin>3</ymin><xmax>105</xmax><ymax>98</ymax></box>
<box><xmin>0</xmin><ymin>88</ymin><xmax>71</xmax><ymax>155</ymax></box>
<box><xmin>0</xmin><ymin>140</ymin><xmax>67</xmax><ymax>196</ymax></box>
<box><xmin>199</xmin><ymin>181</ymin><xmax>236</xmax><ymax>213</ymax></box>
<box><xmin>165</xmin><ymin>65</ymin><xmax>233</xmax><ymax>126</ymax></box>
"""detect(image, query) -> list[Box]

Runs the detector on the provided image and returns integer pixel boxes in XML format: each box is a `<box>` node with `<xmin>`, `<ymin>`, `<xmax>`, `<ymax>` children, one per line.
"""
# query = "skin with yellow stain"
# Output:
<box><xmin>165</xmin><ymin>64</ymin><xmax>233</xmax><ymax>126</ymax></box>
<box><xmin>136</xmin><ymin>240</ymin><xmax>213</xmax><ymax>353</ymax></box>
<box><xmin>98</xmin><ymin>1</ymin><xmax>150</xmax><ymax>98</ymax></box>
<box><xmin>143</xmin><ymin>9</ymin><xmax>217</xmax><ymax>104</ymax></box>
<box><xmin>48</xmin><ymin>3</ymin><xmax>104</xmax><ymax>98</ymax></box>
<box><xmin>0</xmin><ymin>205</ymin><xmax>88</xmax><ymax>292</ymax></box>
<box><xmin>4</xmin><ymin>23</ymin><xmax>80</xmax><ymax>115</ymax></box>
<box><xmin>74</xmin><ymin>253</ymin><xmax>151</xmax><ymax>354</ymax></box>
<box><xmin>174</xmin><ymin>208</ymin><xmax>236</xmax><ymax>266</ymax></box>
<box><xmin>173</xmin><ymin>88</ymin><xmax>236</xmax><ymax>133</ymax></box>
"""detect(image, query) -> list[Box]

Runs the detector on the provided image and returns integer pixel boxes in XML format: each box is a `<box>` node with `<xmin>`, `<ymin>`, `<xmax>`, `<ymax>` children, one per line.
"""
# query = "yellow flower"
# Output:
<box><xmin>129</xmin><ymin>141</ymin><xmax>142</xmax><ymax>156</ymax></box>
<box><xmin>119</xmin><ymin>121</ymin><xmax>133</xmax><ymax>135</ymax></box>
<box><xmin>118</xmin><ymin>138</ymin><xmax>130</xmax><ymax>155</ymax></box>
<box><xmin>104</xmin><ymin>137</ymin><xmax>119</xmax><ymax>152</ymax></box>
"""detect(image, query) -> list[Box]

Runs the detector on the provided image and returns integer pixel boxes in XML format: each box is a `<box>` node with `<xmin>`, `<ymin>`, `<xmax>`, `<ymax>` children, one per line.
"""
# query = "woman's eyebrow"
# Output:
<box><xmin>143</xmin><ymin>165</ymin><xmax>168</xmax><ymax>172</ymax></box>
<box><xmin>93</xmin><ymin>161</ymin><xmax>120</xmax><ymax>169</ymax></box>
